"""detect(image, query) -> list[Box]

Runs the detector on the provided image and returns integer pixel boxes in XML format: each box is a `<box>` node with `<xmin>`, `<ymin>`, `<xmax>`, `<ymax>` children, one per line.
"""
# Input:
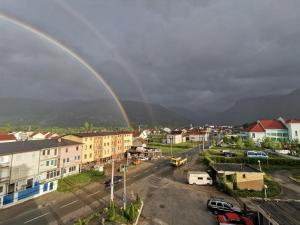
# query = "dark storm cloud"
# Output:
<box><xmin>0</xmin><ymin>0</ymin><xmax>300</xmax><ymax>111</ymax></box>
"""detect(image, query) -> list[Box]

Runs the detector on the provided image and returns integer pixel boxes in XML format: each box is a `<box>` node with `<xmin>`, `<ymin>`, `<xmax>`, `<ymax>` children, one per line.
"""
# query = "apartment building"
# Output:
<box><xmin>0</xmin><ymin>139</ymin><xmax>82</xmax><ymax>208</ymax></box>
<box><xmin>63</xmin><ymin>131</ymin><xmax>133</xmax><ymax>164</ymax></box>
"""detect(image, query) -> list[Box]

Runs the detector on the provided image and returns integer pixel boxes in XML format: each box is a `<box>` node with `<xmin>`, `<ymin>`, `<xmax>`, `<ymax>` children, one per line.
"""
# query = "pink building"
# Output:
<box><xmin>58</xmin><ymin>140</ymin><xmax>83</xmax><ymax>178</ymax></box>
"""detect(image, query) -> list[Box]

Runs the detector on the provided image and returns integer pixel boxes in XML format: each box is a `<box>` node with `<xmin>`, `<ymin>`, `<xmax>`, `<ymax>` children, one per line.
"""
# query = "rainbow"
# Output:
<box><xmin>0</xmin><ymin>12</ymin><xmax>131</xmax><ymax>128</ymax></box>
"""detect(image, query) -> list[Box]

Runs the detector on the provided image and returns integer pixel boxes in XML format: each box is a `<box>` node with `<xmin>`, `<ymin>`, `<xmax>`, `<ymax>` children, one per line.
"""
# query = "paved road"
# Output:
<box><xmin>271</xmin><ymin>170</ymin><xmax>300</xmax><ymax>199</ymax></box>
<box><xmin>0</xmin><ymin>147</ymin><xmax>204</xmax><ymax>225</ymax></box>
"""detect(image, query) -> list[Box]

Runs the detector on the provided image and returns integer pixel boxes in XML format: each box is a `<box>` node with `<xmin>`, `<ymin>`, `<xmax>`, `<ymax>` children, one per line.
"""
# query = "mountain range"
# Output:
<box><xmin>0</xmin><ymin>89</ymin><xmax>300</xmax><ymax>127</ymax></box>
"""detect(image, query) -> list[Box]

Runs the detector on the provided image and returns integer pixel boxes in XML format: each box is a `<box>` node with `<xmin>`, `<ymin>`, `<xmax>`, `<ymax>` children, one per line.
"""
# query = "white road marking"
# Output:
<box><xmin>60</xmin><ymin>200</ymin><xmax>79</xmax><ymax>209</ymax></box>
<box><xmin>24</xmin><ymin>213</ymin><xmax>49</xmax><ymax>224</ymax></box>
<box><xmin>87</xmin><ymin>190</ymin><xmax>101</xmax><ymax>197</ymax></box>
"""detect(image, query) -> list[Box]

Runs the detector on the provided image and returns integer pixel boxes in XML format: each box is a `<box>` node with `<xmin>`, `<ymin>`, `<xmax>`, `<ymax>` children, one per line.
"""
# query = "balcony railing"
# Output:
<box><xmin>0</xmin><ymin>161</ymin><xmax>10</xmax><ymax>167</ymax></box>
<box><xmin>0</xmin><ymin>176</ymin><xmax>9</xmax><ymax>182</ymax></box>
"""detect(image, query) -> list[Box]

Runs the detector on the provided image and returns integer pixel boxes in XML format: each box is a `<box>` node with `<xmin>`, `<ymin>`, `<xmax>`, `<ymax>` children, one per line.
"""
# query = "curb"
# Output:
<box><xmin>133</xmin><ymin>201</ymin><xmax>144</xmax><ymax>225</ymax></box>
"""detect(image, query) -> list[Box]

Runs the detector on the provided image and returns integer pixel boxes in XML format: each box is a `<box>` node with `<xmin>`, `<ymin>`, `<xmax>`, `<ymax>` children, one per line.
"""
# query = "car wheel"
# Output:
<box><xmin>213</xmin><ymin>210</ymin><xmax>218</xmax><ymax>215</ymax></box>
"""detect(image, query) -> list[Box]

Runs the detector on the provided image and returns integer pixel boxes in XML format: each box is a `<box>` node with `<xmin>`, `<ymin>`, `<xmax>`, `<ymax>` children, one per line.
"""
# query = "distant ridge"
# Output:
<box><xmin>0</xmin><ymin>98</ymin><xmax>189</xmax><ymax>127</ymax></box>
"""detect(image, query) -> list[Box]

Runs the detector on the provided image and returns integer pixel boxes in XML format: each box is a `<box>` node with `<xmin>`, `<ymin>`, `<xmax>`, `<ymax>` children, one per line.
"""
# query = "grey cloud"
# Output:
<box><xmin>0</xmin><ymin>0</ymin><xmax>300</xmax><ymax>113</ymax></box>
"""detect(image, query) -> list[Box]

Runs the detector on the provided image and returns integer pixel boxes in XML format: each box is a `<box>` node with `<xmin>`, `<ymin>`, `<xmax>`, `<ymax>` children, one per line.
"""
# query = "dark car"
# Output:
<box><xmin>207</xmin><ymin>198</ymin><xmax>241</xmax><ymax>215</ymax></box>
<box><xmin>105</xmin><ymin>176</ymin><xmax>123</xmax><ymax>188</ymax></box>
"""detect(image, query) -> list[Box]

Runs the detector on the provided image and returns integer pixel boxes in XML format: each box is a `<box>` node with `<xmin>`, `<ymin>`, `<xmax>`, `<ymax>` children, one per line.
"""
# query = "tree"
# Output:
<box><xmin>128</xmin><ymin>203</ymin><xmax>136</xmax><ymax>222</ymax></box>
<box><xmin>108</xmin><ymin>201</ymin><xmax>116</xmax><ymax>221</ymax></box>
<box><xmin>245</xmin><ymin>138</ymin><xmax>256</xmax><ymax>149</ymax></box>
<box><xmin>236</xmin><ymin>137</ymin><xmax>245</xmax><ymax>149</ymax></box>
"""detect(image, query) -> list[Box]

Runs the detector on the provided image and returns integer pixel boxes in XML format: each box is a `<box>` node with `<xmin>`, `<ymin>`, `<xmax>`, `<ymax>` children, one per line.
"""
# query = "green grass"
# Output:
<box><xmin>147</xmin><ymin>141</ymin><xmax>199</xmax><ymax>155</ymax></box>
<box><xmin>57</xmin><ymin>171</ymin><xmax>105</xmax><ymax>192</ymax></box>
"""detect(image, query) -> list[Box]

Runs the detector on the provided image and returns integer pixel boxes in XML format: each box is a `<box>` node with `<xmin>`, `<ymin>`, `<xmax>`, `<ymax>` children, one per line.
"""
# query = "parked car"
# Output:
<box><xmin>217</xmin><ymin>212</ymin><xmax>254</xmax><ymax>225</ymax></box>
<box><xmin>105</xmin><ymin>176</ymin><xmax>123</xmax><ymax>187</ymax></box>
<box><xmin>207</xmin><ymin>198</ymin><xmax>241</xmax><ymax>215</ymax></box>
<box><xmin>246</xmin><ymin>150</ymin><xmax>268</xmax><ymax>159</ymax></box>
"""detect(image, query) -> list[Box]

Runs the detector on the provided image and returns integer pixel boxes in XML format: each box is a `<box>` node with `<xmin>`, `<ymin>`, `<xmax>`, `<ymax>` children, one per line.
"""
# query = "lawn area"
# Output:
<box><xmin>57</xmin><ymin>171</ymin><xmax>105</xmax><ymax>192</ymax></box>
<box><xmin>147</xmin><ymin>141</ymin><xmax>200</xmax><ymax>156</ymax></box>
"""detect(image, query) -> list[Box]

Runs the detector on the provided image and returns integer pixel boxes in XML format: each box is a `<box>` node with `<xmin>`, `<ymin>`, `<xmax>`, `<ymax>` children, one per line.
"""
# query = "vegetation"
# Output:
<box><xmin>74</xmin><ymin>195</ymin><xmax>143</xmax><ymax>225</ymax></box>
<box><xmin>57</xmin><ymin>171</ymin><xmax>105</xmax><ymax>192</ymax></box>
<box><xmin>147</xmin><ymin>141</ymin><xmax>200</xmax><ymax>155</ymax></box>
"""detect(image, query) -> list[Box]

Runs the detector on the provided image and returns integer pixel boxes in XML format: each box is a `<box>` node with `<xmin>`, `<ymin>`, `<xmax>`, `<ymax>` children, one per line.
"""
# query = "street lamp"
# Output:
<box><xmin>264</xmin><ymin>184</ymin><xmax>268</xmax><ymax>198</ymax></box>
<box><xmin>258</xmin><ymin>160</ymin><xmax>262</xmax><ymax>172</ymax></box>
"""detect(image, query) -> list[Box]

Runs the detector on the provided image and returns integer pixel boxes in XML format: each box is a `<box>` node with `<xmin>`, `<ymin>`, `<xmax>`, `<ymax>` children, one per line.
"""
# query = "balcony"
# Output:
<box><xmin>0</xmin><ymin>161</ymin><xmax>10</xmax><ymax>167</ymax></box>
<box><xmin>0</xmin><ymin>176</ymin><xmax>9</xmax><ymax>182</ymax></box>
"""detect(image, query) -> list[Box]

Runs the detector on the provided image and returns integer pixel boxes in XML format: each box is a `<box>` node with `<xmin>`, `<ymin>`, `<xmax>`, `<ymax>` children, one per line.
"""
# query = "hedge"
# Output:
<box><xmin>204</xmin><ymin>154</ymin><xmax>300</xmax><ymax>166</ymax></box>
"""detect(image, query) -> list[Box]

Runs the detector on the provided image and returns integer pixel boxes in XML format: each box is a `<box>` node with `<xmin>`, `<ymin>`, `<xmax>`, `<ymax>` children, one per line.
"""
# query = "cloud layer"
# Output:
<box><xmin>0</xmin><ymin>0</ymin><xmax>300</xmax><ymax>112</ymax></box>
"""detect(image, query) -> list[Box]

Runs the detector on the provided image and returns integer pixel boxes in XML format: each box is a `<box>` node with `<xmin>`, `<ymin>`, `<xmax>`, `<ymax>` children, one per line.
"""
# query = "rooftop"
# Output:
<box><xmin>0</xmin><ymin>139</ymin><xmax>82</xmax><ymax>155</ymax></box>
<box><xmin>244</xmin><ymin>119</ymin><xmax>287</xmax><ymax>132</ymax></box>
<box><xmin>255</xmin><ymin>199</ymin><xmax>300</xmax><ymax>225</ymax></box>
<box><xmin>0</xmin><ymin>133</ymin><xmax>16</xmax><ymax>141</ymax></box>
<box><xmin>67</xmin><ymin>131</ymin><xmax>132</xmax><ymax>138</ymax></box>
<box><xmin>211</xmin><ymin>163</ymin><xmax>260</xmax><ymax>173</ymax></box>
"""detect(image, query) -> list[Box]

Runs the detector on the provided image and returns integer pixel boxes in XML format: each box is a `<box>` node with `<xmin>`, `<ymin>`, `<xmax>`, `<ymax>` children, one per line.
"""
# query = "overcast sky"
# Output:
<box><xmin>0</xmin><ymin>0</ymin><xmax>300</xmax><ymax>112</ymax></box>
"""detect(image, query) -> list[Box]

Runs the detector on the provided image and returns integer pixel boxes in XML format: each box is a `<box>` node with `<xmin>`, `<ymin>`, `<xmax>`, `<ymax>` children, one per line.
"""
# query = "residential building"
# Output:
<box><xmin>241</xmin><ymin>119</ymin><xmax>289</xmax><ymax>143</ymax></box>
<box><xmin>29</xmin><ymin>132</ymin><xmax>46</xmax><ymax>140</ymax></box>
<box><xmin>211</xmin><ymin>163</ymin><xmax>264</xmax><ymax>191</ymax></box>
<box><xmin>166</xmin><ymin>131</ymin><xmax>186</xmax><ymax>144</ymax></box>
<box><xmin>63</xmin><ymin>131</ymin><xmax>133</xmax><ymax>165</ymax></box>
<box><xmin>188</xmin><ymin>129</ymin><xmax>209</xmax><ymax>142</ymax></box>
<box><xmin>0</xmin><ymin>134</ymin><xmax>16</xmax><ymax>143</ymax></box>
<box><xmin>63</xmin><ymin>134</ymin><xmax>95</xmax><ymax>165</ymax></box>
<box><xmin>0</xmin><ymin>139</ymin><xmax>81</xmax><ymax>208</ymax></box>
<box><xmin>58</xmin><ymin>140</ymin><xmax>82</xmax><ymax>178</ymax></box>
<box><xmin>279</xmin><ymin>118</ymin><xmax>300</xmax><ymax>142</ymax></box>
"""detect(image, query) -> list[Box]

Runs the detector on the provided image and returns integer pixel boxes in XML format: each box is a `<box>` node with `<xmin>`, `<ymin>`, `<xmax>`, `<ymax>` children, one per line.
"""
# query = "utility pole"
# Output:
<box><xmin>170</xmin><ymin>136</ymin><xmax>173</xmax><ymax>157</ymax></box>
<box><xmin>123</xmin><ymin>166</ymin><xmax>127</xmax><ymax>209</ymax></box>
<box><xmin>202</xmin><ymin>136</ymin><xmax>205</xmax><ymax>151</ymax></box>
<box><xmin>110</xmin><ymin>159</ymin><xmax>114</xmax><ymax>204</ymax></box>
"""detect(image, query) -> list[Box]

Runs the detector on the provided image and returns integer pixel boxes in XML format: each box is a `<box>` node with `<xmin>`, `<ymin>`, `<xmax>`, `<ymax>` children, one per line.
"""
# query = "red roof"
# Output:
<box><xmin>0</xmin><ymin>133</ymin><xmax>16</xmax><ymax>141</ymax></box>
<box><xmin>245</xmin><ymin>119</ymin><xmax>286</xmax><ymax>132</ymax></box>
<box><xmin>286</xmin><ymin>119</ymin><xmax>300</xmax><ymax>124</ymax></box>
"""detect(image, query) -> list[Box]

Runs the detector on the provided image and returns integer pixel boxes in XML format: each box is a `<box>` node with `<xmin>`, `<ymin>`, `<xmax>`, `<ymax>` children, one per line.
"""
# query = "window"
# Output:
<box><xmin>217</xmin><ymin>202</ymin><xmax>223</xmax><ymax>207</ymax></box>
<box><xmin>63</xmin><ymin>158</ymin><xmax>66</xmax><ymax>163</ymax></box>
<box><xmin>78</xmin><ymin>155</ymin><xmax>80</xmax><ymax>160</ymax></box>
<box><xmin>0</xmin><ymin>186</ymin><xmax>3</xmax><ymax>193</ymax></box>
<box><xmin>243</xmin><ymin>174</ymin><xmax>246</xmax><ymax>179</ymax></box>
<box><xmin>76</xmin><ymin>146</ymin><xmax>79</xmax><ymax>151</ymax></box>
<box><xmin>89</xmin><ymin>153</ymin><xmax>92</xmax><ymax>158</ymax></box>
<box><xmin>46</xmin><ymin>161</ymin><xmax>49</xmax><ymax>166</ymax></box>
<box><xmin>47</xmin><ymin>149</ymin><xmax>50</xmax><ymax>155</ymax></box>
<box><xmin>252</xmin><ymin>133</ymin><xmax>255</xmax><ymax>138</ymax></box>
<box><xmin>84</xmin><ymin>154</ymin><xmax>87</xmax><ymax>159</ymax></box>
<box><xmin>66</xmin><ymin>158</ymin><xmax>69</xmax><ymax>162</ymax></box>
<box><xmin>90</xmin><ymin>145</ymin><xmax>92</xmax><ymax>149</ymax></box>
<box><xmin>296</xmin><ymin>131</ymin><xmax>298</xmax><ymax>137</ymax></box>
<box><xmin>198</xmin><ymin>177</ymin><xmax>203</xmax><ymax>180</ymax></box>
<box><xmin>42</xmin><ymin>150</ymin><xmax>46</xmax><ymax>155</ymax></box>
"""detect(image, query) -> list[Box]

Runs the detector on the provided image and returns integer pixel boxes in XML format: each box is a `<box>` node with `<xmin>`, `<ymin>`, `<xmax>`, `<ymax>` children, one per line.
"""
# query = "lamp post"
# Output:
<box><xmin>110</xmin><ymin>159</ymin><xmax>114</xmax><ymax>204</ymax></box>
<box><xmin>258</xmin><ymin>160</ymin><xmax>262</xmax><ymax>172</ymax></box>
<box><xmin>264</xmin><ymin>184</ymin><xmax>268</xmax><ymax>198</ymax></box>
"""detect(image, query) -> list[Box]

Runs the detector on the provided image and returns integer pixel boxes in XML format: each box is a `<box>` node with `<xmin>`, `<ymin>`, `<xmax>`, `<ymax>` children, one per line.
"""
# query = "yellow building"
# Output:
<box><xmin>62</xmin><ymin>134</ymin><xmax>95</xmax><ymax>165</ymax></box>
<box><xmin>63</xmin><ymin>131</ymin><xmax>133</xmax><ymax>165</ymax></box>
<box><xmin>211</xmin><ymin>163</ymin><xmax>264</xmax><ymax>191</ymax></box>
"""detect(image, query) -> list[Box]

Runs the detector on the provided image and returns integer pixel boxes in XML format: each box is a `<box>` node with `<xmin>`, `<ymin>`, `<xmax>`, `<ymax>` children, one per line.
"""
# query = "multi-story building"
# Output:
<box><xmin>58</xmin><ymin>140</ymin><xmax>82</xmax><ymax>177</ymax></box>
<box><xmin>0</xmin><ymin>139</ymin><xmax>82</xmax><ymax>208</ymax></box>
<box><xmin>63</xmin><ymin>131</ymin><xmax>133</xmax><ymax>164</ymax></box>
<box><xmin>241</xmin><ymin>118</ymin><xmax>300</xmax><ymax>143</ymax></box>
<box><xmin>166</xmin><ymin>131</ymin><xmax>186</xmax><ymax>144</ymax></box>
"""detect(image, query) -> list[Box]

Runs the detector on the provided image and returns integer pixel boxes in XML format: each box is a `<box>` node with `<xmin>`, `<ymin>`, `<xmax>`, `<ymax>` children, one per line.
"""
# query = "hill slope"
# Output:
<box><xmin>0</xmin><ymin>98</ymin><xmax>188</xmax><ymax>127</ymax></box>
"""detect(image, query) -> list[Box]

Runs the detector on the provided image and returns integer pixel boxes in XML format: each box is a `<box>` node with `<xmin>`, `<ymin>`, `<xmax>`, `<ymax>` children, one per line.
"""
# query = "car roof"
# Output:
<box><xmin>225</xmin><ymin>212</ymin><xmax>240</xmax><ymax>220</ymax></box>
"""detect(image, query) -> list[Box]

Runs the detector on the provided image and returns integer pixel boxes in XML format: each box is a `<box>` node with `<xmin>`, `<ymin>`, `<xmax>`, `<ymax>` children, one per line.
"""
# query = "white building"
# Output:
<box><xmin>166</xmin><ymin>131</ymin><xmax>186</xmax><ymax>144</ymax></box>
<box><xmin>241</xmin><ymin>118</ymin><xmax>300</xmax><ymax>143</ymax></box>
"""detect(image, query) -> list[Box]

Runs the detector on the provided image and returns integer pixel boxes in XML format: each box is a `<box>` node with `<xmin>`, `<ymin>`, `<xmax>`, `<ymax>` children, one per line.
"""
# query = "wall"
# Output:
<box><xmin>59</xmin><ymin>144</ymin><xmax>81</xmax><ymax>177</ymax></box>
<box><xmin>287</xmin><ymin>123</ymin><xmax>300</xmax><ymax>141</ymax></box>
<box><xmin>236</xmin><ymin>172</ymin><xmax>264</xmax><ymax>191</ymax></box>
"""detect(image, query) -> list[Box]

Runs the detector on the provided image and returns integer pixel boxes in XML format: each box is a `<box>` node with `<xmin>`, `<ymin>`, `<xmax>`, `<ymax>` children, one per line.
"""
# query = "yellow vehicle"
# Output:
<box><xmin>170</xmin><ymin>157</ymin><xmax>187</xmax><ymax>167</ymax></box>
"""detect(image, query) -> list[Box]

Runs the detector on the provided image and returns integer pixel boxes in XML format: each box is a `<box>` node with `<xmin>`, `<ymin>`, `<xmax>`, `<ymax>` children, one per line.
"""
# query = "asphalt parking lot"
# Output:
<box><xmin>124</xmin><ymin>160</ymin><xmax>240</xmax><ymax>225</ymax></box>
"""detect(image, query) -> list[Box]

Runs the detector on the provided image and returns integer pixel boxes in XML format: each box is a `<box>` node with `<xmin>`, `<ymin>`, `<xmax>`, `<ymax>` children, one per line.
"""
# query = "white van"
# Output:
<box><xmin>187</xmin><ymin>171</ymin><xmax>213</xmax><ymax>185</ymax></box>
